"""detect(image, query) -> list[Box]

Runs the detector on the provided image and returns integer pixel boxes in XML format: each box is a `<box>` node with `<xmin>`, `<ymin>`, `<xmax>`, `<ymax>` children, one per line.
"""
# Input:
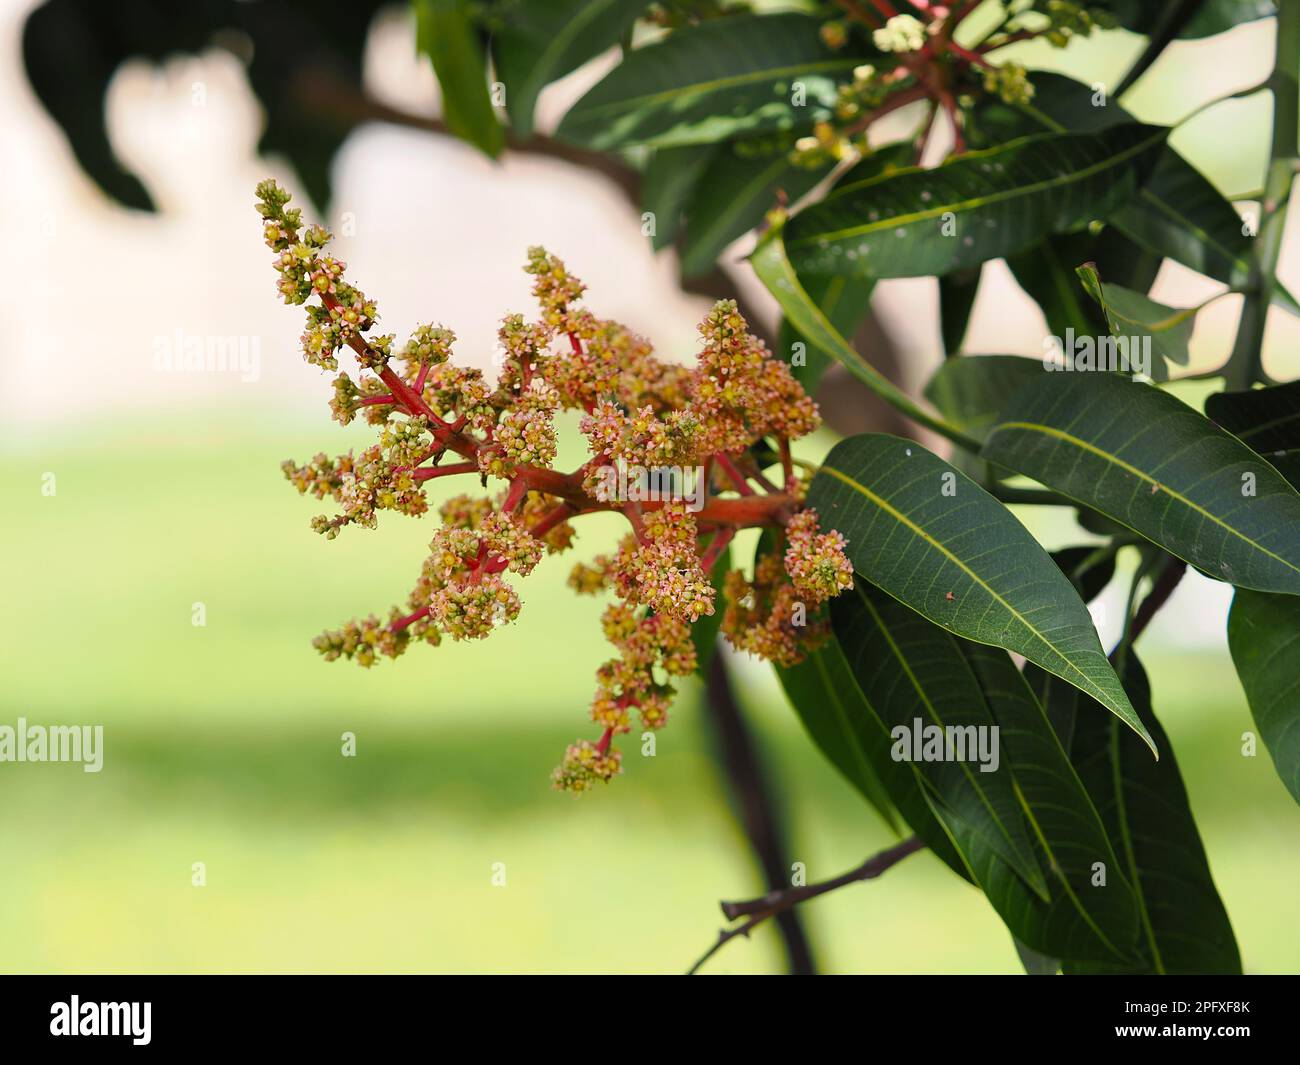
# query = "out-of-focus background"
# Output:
<box><xmin>1</xmin><ymin>0</ymin><xmax>1298</xmax><ymax>973</ymax></box>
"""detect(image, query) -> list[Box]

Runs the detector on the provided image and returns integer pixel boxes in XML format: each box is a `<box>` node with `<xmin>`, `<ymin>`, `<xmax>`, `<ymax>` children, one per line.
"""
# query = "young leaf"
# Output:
<box><xmin>1064</xmin><ymin>653</ymin><xmax>1242</xmax><ymax>974</ymax></box>
<box><xmin>1228</xmin><ymin>588</ymin><xmax>1300</xmax><ymax>804</ymax></box>
<box><xmin>415</xmin><ymin>0</ymin><xmax>504</xmax><ymax>158</ymax></box>
<box><xmin>490</xmin><ymin>0</ymin><xmax>645</xmax><ymax>139</ymax></box>
<box><xmin>783</xmin><ymin>125</ymin><xmax>1168</xmax><ymax>282</ymax></box>
<box><xmin>1076</xmin><ymin>262</ymin><xmax>1195</xmax><ymax>374</ymax></box>
<box><xmin>982</xmin><ymin>373</ymin><xmax>1300</xmax><ymax>595</ymax></box>
<box><xmin>556</xmin><ymin>13</ymin><xmax>861</xmax><ymax>149</ymax></box>
<box><xmin>832</xmin><ymin>581</ymin><xmax>1050</xmax><ymax>899</ymax></box>
<box><xmin>808</xmin><ymin>433</ymin><xmax>1152</xmax><ymax>750</ymax></box>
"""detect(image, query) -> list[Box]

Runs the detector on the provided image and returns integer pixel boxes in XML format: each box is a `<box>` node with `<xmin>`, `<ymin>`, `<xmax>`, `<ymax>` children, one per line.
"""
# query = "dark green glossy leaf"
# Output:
<box><xmin>832</xmin><ymin>582</ymin><xmax>1049</xmax><ymax>898</ymax></box>
<box><xmin>774</xmin><ymin>634</ymin><xmax>901</xmax><ymax>835</ymax></box>
<box><xmin>1206</xmin><ymin>378</ymin><xmax>1300</xmax><ymax>453</ymax></box>
<box><xmin>809</xmin><ymin>433</ymin><xmax>1150</xmax><ymax>747</ymax></box>
<box><xmin>997</xmin><ymin>72</ymin><xmax>1300</xmax><ymax>316</ymax></box>
<box><xmin>1051</xmin><ymin>546</ymin><xmax>1118</xmax><ymax>604</ymax></box>
<box><xmin>957</xmin><ymin>640</ymin><xmax>1145</xmax><ymax>962</ymax></box>
<box><xmin>556</xmin><ymin>13</ymin><xmax>860</xmax><ymax>149</ymax></box>
<box><xmin>939</xmin><ymin>266</ymin><xmax>982</xmax><ymax>355</ymax></box>
<box><xmin>982</xmin><ymin>373</ymin><xmax>1300</xmax><ymax>594</ymax></box>
<box><xmin>784</xmin><ymin>125</ymin><xmax>1168</xmax><ymax>282</ymax></box>
<box><xmin>1101</xmin><ymin>0</ymin><xmax>1274</xmax><ymax>39</ymax></box>
<box><xmin>416</xmin><ymin>0</ymin><xmax>504</xmax><ymax>158</ymax></box>
<box><xmin>490</xmin><ymin>0</ymin><xmax>645</xmax><ymax>139</ymax></box>
<box><xmin>1228</xmin><ymin>588</ymin><xmax>1300</xmax><ymax>804</ymax></box>
<box><xmin>922</xmin><ymin>354</ymin><xmax>1044</xmax><ymax>445</ymax></box>
<box><xmin>1064</xmin><ymin>653</ymin><xmax>1242</xmax><ymax>973</ymax></box>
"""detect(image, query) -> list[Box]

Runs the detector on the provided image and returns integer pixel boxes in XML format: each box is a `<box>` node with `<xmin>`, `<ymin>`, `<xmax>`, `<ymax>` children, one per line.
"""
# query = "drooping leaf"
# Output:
<box><xmin>783</xmin><ymin>125</ymin><xmax>1168</xmax><ymax>282</ymax></box>
<box><xmin>1075</xmin><ymin>262</ymin><xmax>1195</xmax><ymax>377</ymax></box>
<box><xmin>679</xmin><ymin>142</ymin><xmax>831</xmax><ymax>278</ymax></box>
<box><xmin>642</xmin><ymin>144</ymin><xmax>718</xmax><ymax>251</ymax></box>
<box><xmin>1064</xmin><ymin>652</ymin><xmax>1242</xmax><ymax>973</ymax></box>
<box><xmin>774</xmin><ymin>635</ymin><xmax>901</xmax><ymax>836</ymax></box>
<box><xmin>489</xmin><ymin>0</ymin><xmax>645</xmax><ymax>139</ymax></box>
<box><xmin>1205</xmin><ymin>378</ymin><xmax>1300</xmax><ymax>453</ymax></box>
<box><xmin>1014</xmin><ymin>938</ymin><xmax>1061</xmax><ymax>975</ymax></box>
<box><xmin>556</xmin><ymin>13</ymin><xmax>861</xmax><ymax>149</ymax></box>
<box><xmin>808</xmin><ymin>433</ymin><xmax>1151</xmax><ymax>748</ymax></box>
<box><xmin>957</xmin><ymin>640</ymin><xmax>1145</xmax><ymax>962</ymax></box>
<box><xmin>938</xmin><ymin>266</ymin><xmax>982</xmax><ymax>355</ymax></box>
<box><xmin>415</xmin><ymin>0</ymin><xmax>504</xmax><ymax>158</ymax></box>
<box><xmin>831</xmin><ymin>581</ymin><xmax>1049</xmax><ymax>899</ymax></box>
<box><xmin>922</xmin><ymin>354</ymin><xmax>1044</xmax><ymax>445</ymax></box>
<box><xmin>777</xmin><ymin>274</ymin><xmax>874</xmax><ymax>396</ymax></box>
<box><xmin>1228</xmin><ymin>588</ymin><xmax>1300</xmax><ymax>804</ymax></box>
<box><xmin>982</xmin><ymin>373</ymin><xmax>1300</xmax><ymax>595</ymax></box>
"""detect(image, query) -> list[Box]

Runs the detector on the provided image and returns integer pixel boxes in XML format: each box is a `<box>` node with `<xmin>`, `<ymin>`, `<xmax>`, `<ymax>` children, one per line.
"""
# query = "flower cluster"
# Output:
<box><xmin>256</xmin><ymin>178</ymin><xmax>854</xmax><ymax>794</ymax></box>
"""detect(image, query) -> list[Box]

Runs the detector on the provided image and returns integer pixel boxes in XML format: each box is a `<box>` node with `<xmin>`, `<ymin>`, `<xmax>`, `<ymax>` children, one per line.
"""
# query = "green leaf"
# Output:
<box><xmin>1101</xmin><ymin>0</ymin><xmax>1274</xmax><ymax>39</ymax></box>
<box><xmin>415</xmin><ymin>0</ymin><xmax>504</xmax><ymax>158</ymax></box>
<box><xmin>777</xmin><ymin>274</ymin><xmax>873</xmax><ymax>396</ymax></box>
<box><xmin>751</xmin><ymin>229</ymin><xmax>979</xmax><ymax>448</ymax></box>
<box><xmin>1014</xmin><ymin>938</ymin><xmax>1061</xmax><ymax>974</ymax></box>
<box><xmin>832</xmin><ymin>581</ymin><xmax>1049</xmax><ymax>899</ymax></box>
<box><xmin>939</xmin><ymin>266</ymin><xmax>982</xmax><ymax>355</ymax></box>
<box><xmin>490</xmin><ymin>0</ymin><xmax>645</xmax><ymax>139</ymax></box>
<box><xmin>997</xmin><ymin>72</ymin><xmax>1300</xmax><ymax>317</ymax></box>
<box><xmin>556</xmin><ymin>13</ymin><xmax>860</xmax><ymax>149</ymax></box>
<box><xmin>691</xmin><ymin>543</ymin><xmax>730</xmax><ymax>677</ymax></box>
<box><xmin>679</xmin><ymin>142</ymin><xmax>831</xmax><ymax>278</ymax></box>
<box><xmin>957</xmin><ymin>640</ymin><xmax>1146</xmax><ymax>962</ymax></box>
<box><xmin>774</xmin><ymin>635</ymin><xmax>901</xmax><ymax>835</ymax></box>
<box><xmin>923</xmin><ymin>354</ymin><xmax>1045</xmax><ymax>445</ymax></box>
<box><xmin>809</xmin><ymin>433</ymin><xmax>1151</xmax><ymax>749</ymax></box>
<box><xmin>1064</xmin><ymin>652</ymin><xmax>1242</xmax><ymax>973</ymax></box>
<box><xmin>1076</xmin><ymin>262</ymin><xmax>1195</xmax><ymax>377</ymax></box>
<box><xmin>1051</xmin><ymin>545</ymin><xmax>1118</xmax><ymax>604</ymax></box>
<box><xmin>982</xmin><ymin>373</ymin><xmax>1300</xmax><ymax>595</ymax></box>
<box><xmin>642</xmin><ymin>144</ymin><xmax>718</xmax><ymax>251</ymax></box>
<box><xmin>1228</xmin><ymin>588</ymin><xmax>1300</xmax><ymax>804</ymax></box>
<box><xmin>783</xmin><ymin>125</ymin><xmax>1168</xmax><ymax>282</ymax></box>
<box><xmin>1206</xmin><ymin>378</ymin><xmax>1300</xmax><ymax>453</ymax></box>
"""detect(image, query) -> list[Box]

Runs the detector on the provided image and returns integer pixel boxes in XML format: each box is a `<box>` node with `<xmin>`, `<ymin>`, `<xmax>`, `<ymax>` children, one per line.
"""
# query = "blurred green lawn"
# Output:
<box><xmin>1</xmin><ymin>408</ymin><xmax>1297</xmax><ymax>973</ymax></box>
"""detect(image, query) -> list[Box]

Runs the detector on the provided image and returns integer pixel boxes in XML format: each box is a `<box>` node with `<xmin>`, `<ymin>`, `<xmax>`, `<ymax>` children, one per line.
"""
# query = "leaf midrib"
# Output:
<box><xmin>987</xmin><ymin>419</ymin><xmax>1300</xmax><ymax>577</ymax></box>
<box><xmin>789</xmin><ymin>128</ymin><xmax>1165</xmax><ymax>247</ymax></box>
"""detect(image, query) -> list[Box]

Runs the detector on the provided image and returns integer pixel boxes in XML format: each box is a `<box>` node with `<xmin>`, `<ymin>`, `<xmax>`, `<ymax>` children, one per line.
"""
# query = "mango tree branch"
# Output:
<box><xmin>688</xmin><ymin>835</ymin><xmax>925</xmax><ymax>974</ymax></box>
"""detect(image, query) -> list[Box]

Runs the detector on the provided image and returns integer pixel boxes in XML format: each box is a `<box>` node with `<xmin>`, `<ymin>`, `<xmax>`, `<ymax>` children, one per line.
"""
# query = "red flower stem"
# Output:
<box><xmin>415</xmin><ymin>362</ymin><xmax>431</xmax><ymax>392</ymax></box>
<box><xmin>412</xmin><ymin>461</ymin><xmax>479</xmax><ymax>483</ymax></box>
<box><xmin>503</xmin><ymin>476</ymin><xmax>529</xmax><ymax>513</ymax></box>
<box><xmin>699</xmin><ymin>528</ymin><xmax>736</xmax><ymax>573</ymax></box>
<box><xmin>389</xmin><ymin>605</ymin><xmax>430</xmax><ymax>633</ymax></box>
<box><xmin>358</xmin><ymin>393</ymin><xmax>396</xmax><ymax>407</ymax></box>
<box><xmin>594</xmin><ymin>726</ymin><xmax>614</xmax><ymax>756</ymax></box>
<box><xmin>714</xmin><ymin>453</ymin><xmax>755</xmax><ymax>496</ymax></box>
<box><xmin>947</xmin><ymin>40</ymin><xmax>994</xmax><ymax>69</ymax></box>
<box><xmin>778</xmin><ymin>437</ymin><xmax>794</xmax><ymax>485</ymax></box>
<box><xmin>528</xmin><ymin>502</ymin><xmax>577</xmax><ymax>540</ymax></box>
